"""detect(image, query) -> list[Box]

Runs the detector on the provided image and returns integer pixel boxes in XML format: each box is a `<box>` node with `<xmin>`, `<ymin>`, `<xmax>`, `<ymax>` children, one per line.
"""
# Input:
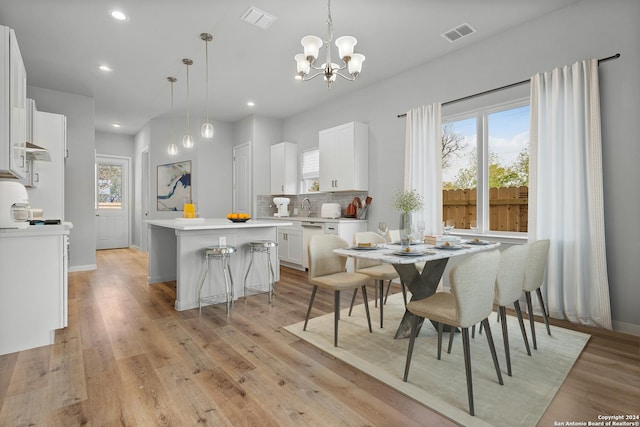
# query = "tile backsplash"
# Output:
<box><xmin>257</xmin><ymin>192</ymin><xmax>369</xmax><ymax>218</ymax></box>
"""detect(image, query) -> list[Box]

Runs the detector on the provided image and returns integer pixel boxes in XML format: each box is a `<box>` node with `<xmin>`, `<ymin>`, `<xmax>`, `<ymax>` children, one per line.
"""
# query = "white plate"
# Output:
<box><xmin>435</xmin><ymin>244</ymin><xmax>466</xmax><ymax>250</ymax></box>
<box><xmin>351</xmin><ymin>245</ymin><xmax>380</xmax><ymax>251</ymax></box>
<box><xmin>392</xmin><ymin>250</ymin><xmax>433</xmax><ymax>257</ymax></box>
<box><xmin>464</xmin><ymin>239</ymin><xmax>492</xmax><ymax>245</ymax></box>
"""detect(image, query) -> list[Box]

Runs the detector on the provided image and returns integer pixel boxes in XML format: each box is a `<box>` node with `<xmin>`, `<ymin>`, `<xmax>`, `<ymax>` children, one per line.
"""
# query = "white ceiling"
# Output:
<box><xmin>0</xmin><ymin>0</ymin><xmax>579</xmax><ymax>135</ymax></box>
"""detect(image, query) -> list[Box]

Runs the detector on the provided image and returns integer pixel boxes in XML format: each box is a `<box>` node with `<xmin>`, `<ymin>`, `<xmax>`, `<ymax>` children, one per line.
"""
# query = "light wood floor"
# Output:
<box><xmin>0</xmin><ymin>248</ymin><xmax>638</xmax><ymax>426</ymax></box>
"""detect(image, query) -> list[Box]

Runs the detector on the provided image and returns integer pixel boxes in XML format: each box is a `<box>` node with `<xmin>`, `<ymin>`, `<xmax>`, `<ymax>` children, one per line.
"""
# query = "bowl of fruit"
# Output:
<box><xmin>227</xmin><ymin>213</ymin><xmax>251</xmax><ymax>223</ymax></box>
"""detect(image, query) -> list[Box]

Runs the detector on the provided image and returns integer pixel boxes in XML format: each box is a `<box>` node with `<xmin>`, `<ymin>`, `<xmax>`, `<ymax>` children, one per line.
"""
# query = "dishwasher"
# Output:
<box><xmin>301</xmin><ymin>221</ymin><xmax>325</xmax><ymax>270</ymax></box>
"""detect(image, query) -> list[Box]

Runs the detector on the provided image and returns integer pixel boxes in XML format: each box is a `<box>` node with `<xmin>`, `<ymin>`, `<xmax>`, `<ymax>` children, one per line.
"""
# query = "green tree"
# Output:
<box><xmin>447</xmin><ymin>148</ymin><xmax>529</xmax><ymax>190</ymax></box>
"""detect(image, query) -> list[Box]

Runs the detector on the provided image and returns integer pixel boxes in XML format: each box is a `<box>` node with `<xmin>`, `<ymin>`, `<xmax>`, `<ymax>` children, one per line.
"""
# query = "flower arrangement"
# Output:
<box><xmin>393</xmin><ymin>188</ymin><xmax>424</xmax><ymax>213</ymax></box>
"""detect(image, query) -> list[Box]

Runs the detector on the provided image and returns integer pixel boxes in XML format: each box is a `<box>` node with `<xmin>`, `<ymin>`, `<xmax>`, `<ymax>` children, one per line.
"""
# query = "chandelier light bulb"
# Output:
<box><xmin>182</xmin><ymin>134</ymin><xmax>194</xmax><ymax>148</ymax></box>
<box><xmin>201</xmin><ymin>122</ymin><xmax>214</xmax><ymax>139</ymax></box>
<box><xmin>168</xmin><ymin>143</ymin><xmax>178</xmax><ymax>156</ymax></box>
<box><xmin>348</xmin><ymin>53</ymin><xmax>366</xmax><ymax>75</ymax></box>
<box><xmin>335</xmin><ymin>36</ymin><xmax>357</xmax><ymax>60</ymax></box>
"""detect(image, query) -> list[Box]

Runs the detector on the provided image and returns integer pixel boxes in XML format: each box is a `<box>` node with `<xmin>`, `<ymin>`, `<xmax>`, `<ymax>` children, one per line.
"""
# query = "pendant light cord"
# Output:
<box><xmin>205</xmin><ymin>39</ymin><xmax>209</xmax><ymax>122</ymax></box>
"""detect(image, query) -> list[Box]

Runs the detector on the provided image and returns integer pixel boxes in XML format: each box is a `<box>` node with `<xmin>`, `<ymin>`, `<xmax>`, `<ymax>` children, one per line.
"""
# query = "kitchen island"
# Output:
<box><xmin>145</xmin><ymin>218</ymin><xmax>292</xmax><ymax>311</ymax></box>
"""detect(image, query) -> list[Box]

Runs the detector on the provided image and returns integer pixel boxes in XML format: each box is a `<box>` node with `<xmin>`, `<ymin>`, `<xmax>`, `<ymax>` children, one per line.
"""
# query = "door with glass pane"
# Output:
<box><xmin>95</xmin><ymin>155</ymin><xmax>130</xmax><ymax>250</ymax></box>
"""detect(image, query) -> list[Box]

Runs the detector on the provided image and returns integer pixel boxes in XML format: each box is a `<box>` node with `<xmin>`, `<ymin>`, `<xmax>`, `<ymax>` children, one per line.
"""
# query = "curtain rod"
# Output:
<box><xmin>397</xmin><ymin>53</ymin><xmax>621</xmax><ymax>118</ymax></box>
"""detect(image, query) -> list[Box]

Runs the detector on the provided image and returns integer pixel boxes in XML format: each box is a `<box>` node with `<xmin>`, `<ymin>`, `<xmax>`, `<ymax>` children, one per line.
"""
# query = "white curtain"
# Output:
<box><xmin>529</xmin><ymin>58</ymin><xmax>612</xmax><ymax>329</ymax></box>
<box><xmin>405</xmin><ymin>103</ymin><xmax>442</xmax><ymax>235</ymax></box>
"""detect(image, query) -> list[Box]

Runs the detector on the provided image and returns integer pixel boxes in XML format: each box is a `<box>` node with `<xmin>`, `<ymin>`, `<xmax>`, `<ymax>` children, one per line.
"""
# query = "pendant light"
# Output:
<box><xmin>167</xmin><ymin>77</ymin><xmax>178</xmax><ymax>156</ymax></box>
<box><xmin>182</xmin><ymin>58</ymin><xmax>194</xmax><ymax>148</ymax></box>
<box><xmin>200</xmin><ymin>33</ymin><xmax>214</xmax><ymax>140</ymax></box>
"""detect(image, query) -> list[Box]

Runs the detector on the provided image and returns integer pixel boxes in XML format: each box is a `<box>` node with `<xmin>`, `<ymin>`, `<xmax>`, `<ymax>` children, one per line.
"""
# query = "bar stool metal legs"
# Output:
<box><xmin>197</xmin><ymin>245</ymin><xmax>236</xmax><ymax>313</ymax></box>
<box><xmin>243</xmin><ymin>240</ymin><xmax>278</xmax><ymax>303</ymax></box>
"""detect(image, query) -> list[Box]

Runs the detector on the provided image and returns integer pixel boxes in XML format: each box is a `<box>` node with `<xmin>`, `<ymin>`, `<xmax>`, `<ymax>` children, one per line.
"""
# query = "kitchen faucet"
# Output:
<box><xmin>301</xmin><ymin>198</ymin><xmax>312</xmax><ymax>217</ymax></box>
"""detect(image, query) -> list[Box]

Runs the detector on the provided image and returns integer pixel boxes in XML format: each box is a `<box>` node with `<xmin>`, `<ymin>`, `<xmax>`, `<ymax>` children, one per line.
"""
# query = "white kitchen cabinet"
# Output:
<box><xmin>0</xmin><ymin>25</ymin><xmax>28</xmax><ymax>179</ymax></box>
<box><xmin>26</xmin><ymin>111</ymin><xmax>66</xmax><ymax>219</ymax></box>
<box><xmin>277</xmin><ymin>221</ymin><xmax>303</xmax><ymax>269</ymax></box>
<box><xmin>0</xmin><ymin>226</ymin><xmax>70</xmax><ymax>356</ymax></box>
<box><xmin>319</xmin><ymin>122</ymin><xmax>368</xmax><ymax>192</ymax></box>
<box><xmin>270</xmin><ymin>142</ymin><xmax>298</xmax><ymax>195</ymax></box>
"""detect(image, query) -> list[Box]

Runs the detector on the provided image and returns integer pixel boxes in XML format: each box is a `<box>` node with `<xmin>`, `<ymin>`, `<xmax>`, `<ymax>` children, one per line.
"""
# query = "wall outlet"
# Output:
<box><xmin>219</xmin><ymin>236</ymin><xmax>226</xmax><ymax>246</ymax></box>
<box><xmin>293</xmin><ymin>207</ymin><xmax>299</xmax><ymax>215</ymax></box>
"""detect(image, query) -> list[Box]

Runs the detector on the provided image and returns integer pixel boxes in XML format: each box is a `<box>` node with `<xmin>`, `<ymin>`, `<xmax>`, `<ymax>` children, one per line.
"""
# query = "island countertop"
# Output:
<box><xmin>145</xmin><ymin>218</ymin><xmax>293</xmax><ymax>231</ymax></box>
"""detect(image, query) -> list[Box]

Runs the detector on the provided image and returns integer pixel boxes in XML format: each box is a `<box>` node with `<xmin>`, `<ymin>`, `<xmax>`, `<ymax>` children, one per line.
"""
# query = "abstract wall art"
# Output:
<box><xmin>157</xmin><ymin>160</ymin><xmax>191</xmax><ymax>211</ymax></box>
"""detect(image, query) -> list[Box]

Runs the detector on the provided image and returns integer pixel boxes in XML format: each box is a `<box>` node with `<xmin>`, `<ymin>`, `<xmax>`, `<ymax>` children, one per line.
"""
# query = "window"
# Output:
<box><xmin>96</xmin><ymin>163</ymin><xmax>123</xmax><ymax>209</ymax></box>
<box><xmin>442</xmin><ymin>100</ymin><xmax>529</xmax><ymax>233</ymax></box>
<box><xmin>300</xmin><ymin>148</ymin><xmax>320</xmax><ymax>193</ymax></box>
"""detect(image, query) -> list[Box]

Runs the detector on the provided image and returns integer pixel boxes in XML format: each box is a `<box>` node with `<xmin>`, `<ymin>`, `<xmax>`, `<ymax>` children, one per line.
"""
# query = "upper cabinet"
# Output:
<box><xmin>319</xmin><ymin>122</ymin><xmax>368</xmax><ymax>192</ymax></box>
<box><xmin>0</xmin><ymin>26</ymin><xmax>27</xmax><ymax>179</ymax></box>
<box><xmin>270</xmin><ymin>142</ymin><xmax>298</xmax><ymax>195</ymax></box>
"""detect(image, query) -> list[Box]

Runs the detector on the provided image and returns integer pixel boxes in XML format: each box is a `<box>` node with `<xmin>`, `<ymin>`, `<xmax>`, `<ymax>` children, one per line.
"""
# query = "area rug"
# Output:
<box><xmin>284</xmin><ymin>293</ymin><xmax>590</xmax><ymax>427</ymax></box>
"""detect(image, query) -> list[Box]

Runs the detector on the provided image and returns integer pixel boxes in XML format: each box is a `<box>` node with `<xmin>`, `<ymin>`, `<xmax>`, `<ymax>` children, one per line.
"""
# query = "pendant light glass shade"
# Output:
<box><xmin>200</xmin><ymin>33</ymin><xmax>214</xmax><ymax>140</ymax></box>
<box><xmin>167</xmin><ymin>76</ymin><xmax>178</xmax><ymax>156</ymax></box>
<box><xmin>182</xmin><ymin>58</ymin><xmax>194</xmax><ymax>148</ymax></box>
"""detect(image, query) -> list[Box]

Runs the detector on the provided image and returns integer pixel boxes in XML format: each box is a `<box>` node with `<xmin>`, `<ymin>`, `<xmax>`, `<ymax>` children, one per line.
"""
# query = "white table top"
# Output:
<box><xmin>334</xmin><ymin>240</ymin><xmax>500</xmax><ymax>264</ymax></box>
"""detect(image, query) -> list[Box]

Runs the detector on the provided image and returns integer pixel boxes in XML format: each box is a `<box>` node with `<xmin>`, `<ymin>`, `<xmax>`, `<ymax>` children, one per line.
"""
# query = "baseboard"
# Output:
<box><xmin>613</xmin><ymin>320</ymin><xmax>640</xmax><ymax>337</ymax></box>
<box><xmin>68</xmin><ymin>264</ymin><xmax>97</xmax><ymax>272</ymax></box>
<box><xmin>130</xmin><ymin>244</ymin><xmax>142</xmax><ymax>251</ymax></box>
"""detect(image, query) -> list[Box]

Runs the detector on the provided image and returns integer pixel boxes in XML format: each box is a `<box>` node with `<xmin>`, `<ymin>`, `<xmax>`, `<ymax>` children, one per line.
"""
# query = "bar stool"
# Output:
<box><xmin>197</xmin><ymin>245</ymin><xmax>236</xmax><ymax>313</ymax></box>
<box><xmin>243</xmin><ymin>240</ymin><xmax>278</xmax><ymax>303</ymax></box>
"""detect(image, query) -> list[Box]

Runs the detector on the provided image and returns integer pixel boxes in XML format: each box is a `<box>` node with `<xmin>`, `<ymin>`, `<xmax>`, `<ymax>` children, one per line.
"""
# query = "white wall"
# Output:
<box><xmin>27</xmin><ymin>85</ymin><xmax>96</xmax><ymax>270</ymax></box>
<box><xmin>282</xmin><ymin>0</ymin><xmax>640</xmax><ymax>332</ymax></box>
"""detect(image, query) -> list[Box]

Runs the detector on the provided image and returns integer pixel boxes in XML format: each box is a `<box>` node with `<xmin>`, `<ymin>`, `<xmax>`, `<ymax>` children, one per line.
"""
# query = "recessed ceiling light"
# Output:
<box><xmin>247</xmin><ymin>101</ymin><xmax>255</xmax><ymax>107</ymax></box>
<box><xmin>109</xmin><ymin>10</ymin><xmax>128</xmax><ymax>21</ymax></box>
<box><xmin>112</xmin><ymin>123</ymin><xmax>121</xmax><ymax>128</ymax></box>
<box><xmin>98</xmin><ymin>64</ymin><xmax>112</xmax><ymax>72</ymax></box>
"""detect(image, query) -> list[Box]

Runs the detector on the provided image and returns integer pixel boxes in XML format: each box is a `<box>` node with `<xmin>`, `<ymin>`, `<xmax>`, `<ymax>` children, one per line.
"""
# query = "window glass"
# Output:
<box><xmin>301</xmin><ymin>148</ymin><xmax>320</xmax><ymax>193</ymax></box>
<box><xmin>442</xmin><ymin>102</ymin><xmax>529</xmax><ymax>233</ymax></box>
<box><xmin>97</xmin><ymin>163</ymin><xmax>123</xmax><ymax>209</ymax></box>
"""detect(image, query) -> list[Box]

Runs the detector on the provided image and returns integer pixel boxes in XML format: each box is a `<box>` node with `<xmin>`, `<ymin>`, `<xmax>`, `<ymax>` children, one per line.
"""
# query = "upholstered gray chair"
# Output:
<box><xmin>403</xmin><ymin>250</ymin><xmax>503</xmax><ymax>416</ymax></box>
<box><xmin>304</xmin><ymin>234</ymin><xmax>373</xmax><ymax>347</ymax></box>
<box><xmin>523</xmin><ymin>239</ymin><xmax>551</xmax><ymax>350</ymax></box>
<box><xmin>349</xmin><ymin>231</ymin><xmax>400</xmax><ymax>328</ymax></box>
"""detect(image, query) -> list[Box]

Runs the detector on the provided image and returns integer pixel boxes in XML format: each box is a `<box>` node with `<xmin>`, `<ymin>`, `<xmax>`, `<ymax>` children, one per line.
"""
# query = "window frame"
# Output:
<box><xmin>442</xmin><ymin>97</ymin><xmax>530</xmax><ymax>239</ymax></box>
<box><xmin>299</xmin><ymin>147</ymin><xmax>320</xmax><ymax>194</ymax></box>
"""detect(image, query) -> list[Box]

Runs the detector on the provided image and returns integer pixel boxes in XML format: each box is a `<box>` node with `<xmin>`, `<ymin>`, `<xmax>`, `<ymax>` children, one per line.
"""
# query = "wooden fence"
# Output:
<box><xmin>442</xmin><ymin>186</ymin><xmax>528</xmax><ymax>232</ymax></box>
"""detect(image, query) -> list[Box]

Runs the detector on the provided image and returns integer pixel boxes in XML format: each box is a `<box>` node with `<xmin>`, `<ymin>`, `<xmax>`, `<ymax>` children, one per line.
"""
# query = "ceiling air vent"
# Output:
<box><xmin>441</xmin><ymin>23</ymin><xmax>476</xmax><ymax>43</ymax></box>
<box><xmin>241</xmin><ymin>6</ymin><xmax>277</xmax><ymax>29</ymax></box>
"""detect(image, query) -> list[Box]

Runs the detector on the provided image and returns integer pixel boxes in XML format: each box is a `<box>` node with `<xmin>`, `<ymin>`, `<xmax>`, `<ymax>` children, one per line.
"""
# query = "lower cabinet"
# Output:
<box><xmin>277</xmin><ymin>222</ymin><xmax>303</xmax><ymax>269</ymax></box>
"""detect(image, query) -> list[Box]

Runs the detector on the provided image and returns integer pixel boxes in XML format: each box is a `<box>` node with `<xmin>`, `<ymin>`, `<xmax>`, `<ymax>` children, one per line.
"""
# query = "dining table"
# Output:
<box><xmin>334</xmin><ymin>239</ymin><xmax>500</xmax><ymax>339</ymax></box>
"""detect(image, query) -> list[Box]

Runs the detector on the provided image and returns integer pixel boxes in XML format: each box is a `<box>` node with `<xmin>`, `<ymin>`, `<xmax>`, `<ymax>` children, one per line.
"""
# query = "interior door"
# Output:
<box><xmin>95</xmin><ymin>155</ymin><xmax>130</xmax><ymax>250</ymax></box>
<box><xmin>141</xmin><ymin>150</ymin><xmax>149</xmax><ymax>252</ymax></box>
<box><xmin>233</xmin><ymin>142</ymin><xmax>252</xmax><ymax>214</ymax></box>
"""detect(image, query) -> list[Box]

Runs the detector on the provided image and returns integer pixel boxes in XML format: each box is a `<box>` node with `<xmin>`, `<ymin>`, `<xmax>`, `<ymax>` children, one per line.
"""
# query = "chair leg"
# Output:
<box><xmin>499</xmin><ymin>306</ymin><xmax>511</xmax><ymax>376</ymax></box>
<box><xmin>403</xmin><ymin>313</ymin><xmax>421</xmax><ymax>381</ymax></box>
<box><xmin>437</xmin><ymin>322</ymin><xmax>444</xmax><ymax>360</ymax></box>
<box><xmin>267</xmin><ymin>249</ymin><xmax>275</xmax><ymax>303</ymax></box>
<box><xmin>374</xmin><ymin>282</ymin><xmax>378</xmax><ymax>308</ymax></box>
<box><xmin>348</xmin><ymin>288</ymin><xmax>358</xmax><ymax>316</ymax></box>
<box><xmin>447</xmin><ymin>327</ymin><xmax>455</xmax><ymax>354</ymax></box>
<box><xmin>461</xmin><ymin>327</ymin><xmax>474</xmax><ymax>416</ymax></box>
<box><xmin>303</xmin><ymin>286</ymin><xmax>318</xmax><ymax>331</ymax></box>
<box><xmin>377</xmin><ymin>280</ymin><xmax>384</xmax><ymax>329</ymax></box>
<box><xmin>525</xmin><ymin>291</ymin><xmax>537</xmax><ymax>350</ymax></box>
<box><xmin>536</xmin><ymin>288</ymin><xmax>552</xmax><ymax>336</ymax></box>
<box><xmin>513</xmin><ymin>300</ymin><xmax>531</xmax><ymax>356</ymax></box>
<box><xmin>334</xmin><ymin>291</ymin><xmax>340</xmax><ymax>347</ymax></box>
<box><xmin>383</xmin><ymin>279</ymin><xmax>392</xmax><ymax>304</ymax></box>
<box><xmin>360</xmin><ymin>285</ymin><xmax>373</xmax><ymax>332</ymax></box>
<box><xmin>471</xmin><ymin>324</ymin><xmax>475</xmax><ymax>338</ymax></box>
<box><xmin>197</xmin><ymin>255</ymin><xmax>210</xmax><ymax>313</ymax></box>
<box><xmin>223</xmin><ymin>256</ymin><xmax>234</xmax><ymax>314</ymax></box>
<box><xmin>481</xmin><ymin>318</ymin><xmax>504</xmax><ymax>386</ymax></box>
<box><xmin>243</xmin><ymin>251</ymin><xmax>254</xmax><ymax>300</ymax></box>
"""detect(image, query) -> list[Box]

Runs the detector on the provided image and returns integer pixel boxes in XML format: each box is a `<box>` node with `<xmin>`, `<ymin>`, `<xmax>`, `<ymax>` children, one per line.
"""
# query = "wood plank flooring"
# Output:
<box><xmin>0</xmin><ymin>248</ymin><xmax>638</xmax><ymax>426</ymax></box>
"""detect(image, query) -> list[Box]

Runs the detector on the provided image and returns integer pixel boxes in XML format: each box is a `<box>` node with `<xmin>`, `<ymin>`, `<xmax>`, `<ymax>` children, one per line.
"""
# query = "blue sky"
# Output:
<box><xmin>443</xmin><ymin>105</ymin><xmax>530</xmax><ymax>182</ymax></box>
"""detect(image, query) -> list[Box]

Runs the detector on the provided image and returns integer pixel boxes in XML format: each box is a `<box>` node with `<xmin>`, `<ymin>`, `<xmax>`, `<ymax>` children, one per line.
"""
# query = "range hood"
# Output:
<box><xmin>25</xmin><ymin>142</ymin><xmax>51</xmax><ymax>162</ymax></box>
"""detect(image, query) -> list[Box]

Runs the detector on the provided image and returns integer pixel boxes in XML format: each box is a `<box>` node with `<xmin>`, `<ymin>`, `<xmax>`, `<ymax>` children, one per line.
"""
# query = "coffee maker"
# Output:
<box><xmin>273</xmin><ymin>197</ymin><xmax>290</xmax><ymax>217</ymax></box>
<box><xmin>0</xmin><ymin>180</ymin><xmax>30</xmax><ymax>229</ymax></box>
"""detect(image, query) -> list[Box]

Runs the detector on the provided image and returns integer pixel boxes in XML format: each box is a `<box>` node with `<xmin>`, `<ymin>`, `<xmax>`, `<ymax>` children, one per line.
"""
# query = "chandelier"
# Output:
<box><xmin>294</xmin><ymin>0</ymin><xmax>365</xmax><ymax>87</ymax></box>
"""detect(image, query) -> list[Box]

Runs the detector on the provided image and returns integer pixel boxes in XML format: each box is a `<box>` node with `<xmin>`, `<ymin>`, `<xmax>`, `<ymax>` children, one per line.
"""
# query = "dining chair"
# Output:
<box><xmin>491</xmin><ymin>244</ymin><xmax>531</xmax><ymax>376</ymax></box>
<box><xmin>304</xmin><ymin>234</ymin><xmax>373</xmax><ymax>347</ymax></box>
<box><xmin>523</xmin><ymin>239</ymin><xmax>551</xmax><ymax>350</ymax></box>
<box><xmin>403</xmin><ymin>250</ymin><xmax>503</xmax><ymax>416</ymax></box>
<box><xmin>349</xmin><ymin>231</ymin><xmax>400</xmax><ymax>328</ymax></box>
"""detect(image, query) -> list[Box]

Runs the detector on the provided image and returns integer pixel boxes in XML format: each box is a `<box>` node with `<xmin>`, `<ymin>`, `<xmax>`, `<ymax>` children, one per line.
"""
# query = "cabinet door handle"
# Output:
<box><xmin>281</xmin><ymin>184</ymin><xmax>284</xmax><ymax>191</ymax></box>
<box><xmin>34</xmin><ymin>172</ymin><xmax>39</xmax><ymax>183</ymax></box>
<box><xmin>20</xmin><ymin>154</ymin><xmax>25</xmax><ymax>168</ymax></box>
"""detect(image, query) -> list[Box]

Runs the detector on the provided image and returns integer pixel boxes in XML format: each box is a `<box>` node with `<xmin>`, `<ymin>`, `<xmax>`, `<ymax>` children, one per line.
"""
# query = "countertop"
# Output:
<box><xmin>0</xmin><ymin>222</ymin><xmax>73</xmax><ymax>237</ymax></box>
<box><xmin>145</xmin><ymin>218</ymin><xmax>293</xmax><ymax>231</ymax></box>
<box><xmin>261</xmin><ymin>216</ymin><xmax>367</xmax><ymax>223</ymax></box>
